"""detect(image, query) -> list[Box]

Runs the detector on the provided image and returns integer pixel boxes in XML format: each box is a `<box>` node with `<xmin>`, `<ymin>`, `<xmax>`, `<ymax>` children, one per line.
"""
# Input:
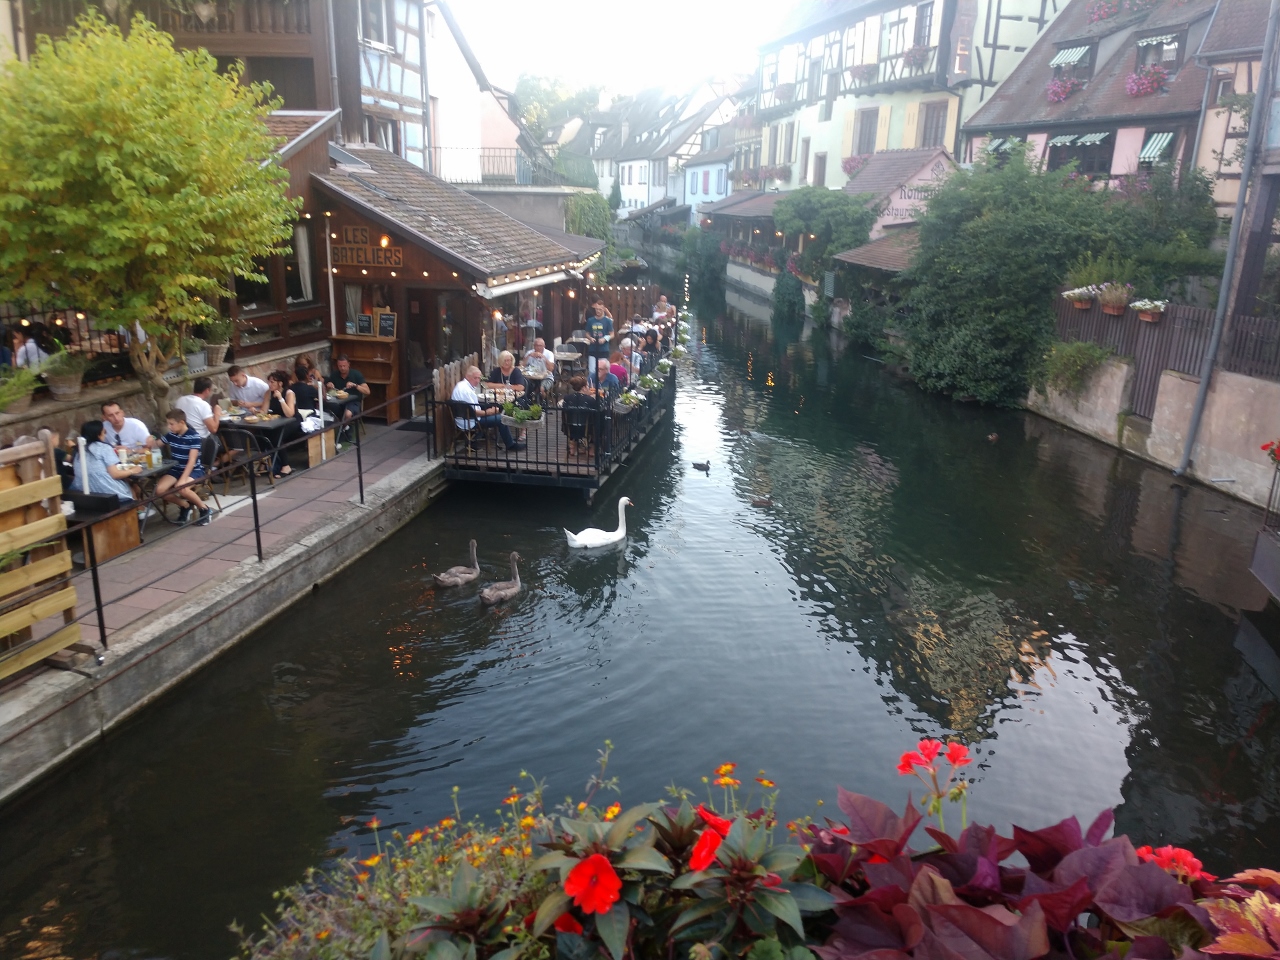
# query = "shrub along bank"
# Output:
<box><xmin>239</xmin><ymin>743</ymin><xmax>1265</xmax><ymax>960</ymax></box>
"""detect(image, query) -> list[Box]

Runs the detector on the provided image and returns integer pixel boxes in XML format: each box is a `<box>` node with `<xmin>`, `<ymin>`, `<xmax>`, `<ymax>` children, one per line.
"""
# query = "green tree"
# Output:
<box><xmin>680</xmin><ymin>227</ymin><xmax>727</xmax><ymax>305</ymax></box>
<box><xmin>608</xmin><ymin>176</ymin><xmax>623</xmax><ymax>214</ymax></box>
<box><xmin>772</xmin><ymin>271</ymin><xmax>806</xmax><ymax>324</ymax></box>
<box><xmin>514</xmin><ymin>75</ymin><xmax>602</xmax><ymax>142</ymax></box>
<box><xmin>0</xmin><ymin>13</ymin><xmax>298</xmax><ymax>418</ymax></box>
<box><xmin>565</xmin><ymin>191</ymin><xmax>617</xmax><ymax>279</ymax></box>
<box><xmin>772</xmin><ymin>186</ymin><xmax>876</xmax><ymax>281</ymax></box>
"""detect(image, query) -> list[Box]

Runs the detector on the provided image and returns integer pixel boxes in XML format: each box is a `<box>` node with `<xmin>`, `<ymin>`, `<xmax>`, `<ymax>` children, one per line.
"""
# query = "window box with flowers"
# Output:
<box><xmin>1126</xmin><ymin>64</ymin><xmax>1169</xmax><ymax>98</ymax></box>
<box><xmin>1047</xmin><ymin>75</ymin><xmax>1086</xmax><ymax>103</ymax></box>
<box><xmin>902</xmin><ymin>46</ymin><xmax>930</xmax><ymax>72</ymax></box>
<box><xmin>849</xmin><ymin>63</ymin><xmax>879</xmax><ymax>86</ymax></box>
<box><xmin>773</xmin><ymin>82</ymin><xmax>796</xmax><ymax>103</ymax></box>
<box><xmin>1062</xmin><ymin>286</ymin><xmax>1098</xmax><ymax>309</ymax></box>
<box><xmin>1097</xmin><ymin>282</ymin><xmax>1134</xmax><ymax>315</ymax></box>
<box><xmin>842</xmin><ymin>154</ymin><xmax>870</xmax><ymax>177</ymax></box>
<box><xmin>1130</xmin><ymin>298</ymin><xmax>1168</xmax><ymax>322</ymax></box>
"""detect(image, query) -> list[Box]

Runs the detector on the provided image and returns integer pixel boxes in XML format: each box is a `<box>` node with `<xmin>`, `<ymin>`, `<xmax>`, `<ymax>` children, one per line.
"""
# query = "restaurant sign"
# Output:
<box><xmin>332</xmin><ymin>226</ymin><xmax>403</xmax><ymax>268</ymax></box>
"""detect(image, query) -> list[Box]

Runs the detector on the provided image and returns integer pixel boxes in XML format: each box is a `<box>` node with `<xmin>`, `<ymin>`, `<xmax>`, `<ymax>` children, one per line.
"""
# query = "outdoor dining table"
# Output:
<box><xmin>128</xmin><ymin>456</ymin><xmax>178</xmax><ymax>531</ymax></box>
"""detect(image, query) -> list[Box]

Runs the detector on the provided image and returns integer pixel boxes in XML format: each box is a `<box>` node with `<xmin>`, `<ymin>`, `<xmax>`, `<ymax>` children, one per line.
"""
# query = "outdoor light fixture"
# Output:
<box><xmin>324</xmin><ymin>211</ymin><xmax>332</xmax><ymax>217</ymax></box>
<box><xmin>54</xmin><ymin>318</ymin><xmax>63</xmax><ymax>326</ymax></box>
<box><xmin>493</xmin><ymin>310</ymin><xmax>503</xmax><ymax>320</ymax></box>
<box><xmin>20</xmin><ymin>319</ymin><xmax>29</xmax><ymax>326</ymax></box>
<box><xmin>379</xmin><ymin>234</ymin><xmax>391</xmax><ymax>248</ymax></box>
<box><xmin>304</xmin><ymin>212</ymin><xmax>312</xmax><ymax>219</ymax></box>
<box><xmin>75</xmin><ymin>312</ymin><xmax>85</xmax><ymax>320</ymax></box>
<box><xmin>361</xmin><ymin>269</ymin><xmax>368</xmax><ymax>275</ymax></box>
<box><xmin>423</xmin><ymin>271</ymin><xmax>429</xmax><ymax>277</ymax></box>
<box><xmin>776</xmin><ymin>231</ymin><xmax>783</xmax><ymax>237</ymax></box>
<box><xmin>568</xmin><ymin>290</ymin><xmax>576</xmax><ymax>298</ymax></box>
<box><xmin>452</xmin><ymin>271</ymin><xmax>458</xmax><ymax>277</ymax></box>
<box><xmin>332</xmin><ymin>268</ymin><xmax>338</xmax><ymax>274</ymax></box>
<box><xmin>809</xmin><ymin>234</ymin><xmax>816</xmax><ymax>239</ymax></box>
<box><xmin>331</xmin><ymin>233</ymin><xmax>338</xmax><ymax>239</ymax></box>
<box><xmin>754</xmin><ymin>229</ymin><xmax>760</xmax><ymax>234</ymax></box>
<box><xmin>390</xmin><ymin>271</ymin><xmax>397</xmax><ymax>277</ymax></box>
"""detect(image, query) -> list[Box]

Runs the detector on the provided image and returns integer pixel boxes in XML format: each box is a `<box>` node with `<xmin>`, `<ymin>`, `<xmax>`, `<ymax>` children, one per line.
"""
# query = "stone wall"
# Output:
<box><xmin>1026</xmin><ymin>358</ymin><xmax>1133</xmax><ymax>446</ymax></box>
<box><xmin>1026</xmin><ymin>358</ymin><xmax>1280</xmax><ymax>509</ymax></box>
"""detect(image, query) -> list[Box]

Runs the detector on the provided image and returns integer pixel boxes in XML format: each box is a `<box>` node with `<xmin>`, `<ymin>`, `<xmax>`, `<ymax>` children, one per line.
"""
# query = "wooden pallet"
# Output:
<box><xmin>0</xmin><ymin>432</ymin><xmax>91</xmax><ymax>681</ymax></box>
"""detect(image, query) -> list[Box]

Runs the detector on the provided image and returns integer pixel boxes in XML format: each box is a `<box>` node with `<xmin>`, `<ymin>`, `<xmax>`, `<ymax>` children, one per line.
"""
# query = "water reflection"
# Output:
<box><xmin>2</xmin><ymin>307</ymin><xmax>1279</xmax><ymax>960</ymax></box>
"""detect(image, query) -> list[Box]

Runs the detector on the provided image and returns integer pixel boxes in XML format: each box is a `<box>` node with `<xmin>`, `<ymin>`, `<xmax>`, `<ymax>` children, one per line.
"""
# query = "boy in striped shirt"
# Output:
<box><xmin>157</xmin><ymin>409</ymin><xmax>211</xmax><ymax>526</ymax></box>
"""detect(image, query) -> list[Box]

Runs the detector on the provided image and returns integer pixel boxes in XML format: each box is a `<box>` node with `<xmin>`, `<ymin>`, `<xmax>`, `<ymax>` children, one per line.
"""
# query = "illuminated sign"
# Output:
<box><xmin>332</xmin><ymin>225</ymin><xmax>403</xmax><ymax>268</ymax></box>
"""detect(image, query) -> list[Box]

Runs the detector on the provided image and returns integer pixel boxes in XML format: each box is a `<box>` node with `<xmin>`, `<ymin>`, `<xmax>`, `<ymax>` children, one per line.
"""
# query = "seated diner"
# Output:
<box><xmin>73</xmin><ymin>419</ymin><xmax>142</xmax><ymax>506</ymax></box>
<box><xmin>157</xmin><ymin>409</ymin><xmax>211</xmax><ymax>526</ymax></box>
<box><xmin>451</xmin><ymin>365</ymin><xmax>525</xmax><ymax>452</ymax></box>
<box><xmin>486</xmin><ymin>351</ymin><xmax>526</xmax><ymax>394</ymax></box>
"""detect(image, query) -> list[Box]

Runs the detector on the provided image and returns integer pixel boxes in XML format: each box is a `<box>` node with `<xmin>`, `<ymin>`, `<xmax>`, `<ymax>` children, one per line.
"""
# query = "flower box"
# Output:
<box><xmin>501</xmin><ymin>413</ymin><xmax>544</xmax><ymax>430</ymax></box>
<box><xmin>1071</xmin><ymin>299</ymin><xmax>1092</xmax><ymax>310</ymax></box>
<box><xmin>1101</xmin><ymin>304</ymin><xmax>1126</xmax><ymax>316</ymax></box>
<box><xmin>1138</xmin><ymin>310</ymin><xmax>1163</xmax><ymax>323</ymax></box>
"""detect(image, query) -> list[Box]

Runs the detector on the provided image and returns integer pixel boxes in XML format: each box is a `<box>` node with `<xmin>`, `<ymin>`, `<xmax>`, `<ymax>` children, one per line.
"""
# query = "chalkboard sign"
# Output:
<box><xmin>344</xmin><ymin>316</ymin><xmax>357</xmax><ymax>335</ymax></box>
<box><xmin>377</xmin><ymin>311</ymin><xmax>397</xmax><ymax>339</ymax></box>
<box><xmin>356</xmin><ymin>313</ymin><xmax>373</xmax><ymax>335</ymax></box>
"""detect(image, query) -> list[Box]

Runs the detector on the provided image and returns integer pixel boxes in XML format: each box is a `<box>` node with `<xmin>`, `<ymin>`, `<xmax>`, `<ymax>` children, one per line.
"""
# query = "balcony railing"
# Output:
<box><xmin>430</xmin><ymin>148</ymin><xmax>597</xmax><ymax>189</ymax></box>
<box><xmin>26</xmin><ymin>0</ymin><xmax>312</xmax><ymax>35</ymax></box>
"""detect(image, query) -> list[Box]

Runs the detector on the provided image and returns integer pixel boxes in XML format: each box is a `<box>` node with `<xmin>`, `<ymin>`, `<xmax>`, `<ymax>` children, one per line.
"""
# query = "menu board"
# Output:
<box><xmin>378</xmin><ymin>311</ymin><xmax>397</xmax><ymax>339</ymax></box>
<box><xmin>356</xmin><ymin>313</ymin><xmax>373</xmax><ymax>335</ymax></box>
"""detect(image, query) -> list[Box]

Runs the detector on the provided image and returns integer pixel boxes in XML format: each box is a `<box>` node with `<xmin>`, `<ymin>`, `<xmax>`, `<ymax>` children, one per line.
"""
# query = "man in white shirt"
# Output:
<box><xmin>522</xmin><ymin>337</ymin><xmax>557</xmax><ymax>402</ymax></box>
<box><xmin>619</xmin><ymin>338</ymin><xmax>644</xmax><ymax>382</ymax></box>
<box><xmin>101</xmin><ymin>401</ymin><xmax>154</xmax><ymax>448</ymax></box>
<box><xmin>450</xmin><ymin>366</ymin><xmax>522</xmax><ymax>450</ymax></box>
<box><xmin>652</xmin><ymin>295</ymin><xmax>676</xmax><ymax>322</ymax></box>
<box><xmin>13</xmin><ymin>329</ymin><xmax>49</xmax><ymax>368</ymax></box>
<box><xmin>173</xmin><ymin>376</ymin><xmax>222</xmax><ymax>440</ymax></box>
<box><xmin>227</xmin><ymin>365</ymin><xmax>270</xmax><ymax>413</ymax></box>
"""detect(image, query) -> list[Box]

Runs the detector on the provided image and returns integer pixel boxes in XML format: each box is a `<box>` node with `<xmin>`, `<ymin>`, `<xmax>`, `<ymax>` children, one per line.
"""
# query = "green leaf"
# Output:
<box><xmin>606</xmin><ymin>802</ymin><xmax>660</xmax><ymax>848</ymax></box>
<box><xmin>671</xmin><ymin>897</ymin><xmax>731</xmax><ymax>934</ymax></box>
<box><xmin>489</xmin><ymin>947</ymin><xmax>523</xmax><ymax>960</ymax></box>
<box><xmin>788</xmin><ymin>948</ymin><xmax>817</xmax><ymax>960</ymax></box>
<box><xmin>409</xmin><ymin>896</ymin><xmax>459</xmax><ymax>917</ymax></box>
<box><xmin>760</xmin><ymin>846</ymin><xmax>804</xmax><ymax>876</ymax></box>
<box><xmin>616</xmin><ymin>845</ymin><xmax>673</xmax><ymax>874</ymax></box>
<box><xmin>426</xmin><ymin>941</ymin><xmax>462</xmax><ymax>960</ymax></box>
<box><xmin>744</xmin><ymin>821</ymin><xmax>770</xmax><ymax>862</ymax></box>
<box><xmin>533</xmin><ymin>889</ymin><xmax>572</xmax><ymax>937</ymax></box>
<box><xmin>786</xmin><ymin>882</ymin><xmax>836</xmax><ymax>914</ymax></box>
<box><xmin>595</xmin><ymin>902</ymin><xmax>630</xmax><ymax>960</ymax></box>
<box><xmin>1116</xmin><ymin>911</ymin><xmax>1211</xmax><ymax>951</ymax></box>
<box><xmin>754</xmin><ymin>888</ymin><xmax>805</xmax><ymax>937</ymax></box>
<box><xmin>532</xmin><ymin>851</ymin><xmax>578</xmax><ymax>874</ymax></box>
<box><xmin>672</xmin><ymin>868</ymin><xmax>724</xmax><ymax>890</ymax></box>
<box><xmin>371</xmin><ymin>931</ymin><xmax>391</xmax><ymax>960</ymax></box>
<box><xmin>743</xmin><ymin>900</ymin><xmax>778</xmax><ymax>936</ymax></box>
<box><xmin>452</xmin><ymin>860</ymin><xmax>479</xmax><ymax>901</ymax></box>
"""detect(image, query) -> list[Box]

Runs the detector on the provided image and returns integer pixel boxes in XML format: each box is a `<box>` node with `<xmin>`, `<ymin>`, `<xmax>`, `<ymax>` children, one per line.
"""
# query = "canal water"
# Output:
<box><xmin>3</xmin><ymin>310</ymin><xmax>1279</xmax><ymax>959</ymax></box>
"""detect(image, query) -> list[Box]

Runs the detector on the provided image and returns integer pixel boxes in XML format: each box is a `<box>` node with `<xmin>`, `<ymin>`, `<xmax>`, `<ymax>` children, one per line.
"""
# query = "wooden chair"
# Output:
<box><xmin>219</xmin><ymin>428</ymin><xmax>276</xmax><ymax>494</ymax></box>
<box><xmin>450</xmin><ymin>400</ymin><xmax>496</xmax><ymax>452</ymax></box>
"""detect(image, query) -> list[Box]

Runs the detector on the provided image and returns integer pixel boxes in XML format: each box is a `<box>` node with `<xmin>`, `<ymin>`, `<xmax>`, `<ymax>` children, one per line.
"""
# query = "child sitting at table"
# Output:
<box><xmin>157</xmin><ymin>409</ymin><xmax>211</xmax><ymax>526</ymax></box>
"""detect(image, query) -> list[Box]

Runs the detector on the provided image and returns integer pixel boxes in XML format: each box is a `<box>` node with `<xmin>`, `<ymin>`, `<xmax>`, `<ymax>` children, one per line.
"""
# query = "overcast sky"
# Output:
<box><xmin>446</xmin><ymin>0</ymin><xmax>792</xmax><ymax>98</ymax></box>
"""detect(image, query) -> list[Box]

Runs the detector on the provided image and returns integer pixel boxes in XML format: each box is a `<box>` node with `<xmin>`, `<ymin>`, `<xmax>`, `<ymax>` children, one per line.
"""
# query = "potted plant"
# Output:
<box><xmin>1096</xmin><ymin>282</ymin><xmax>1134</xmax><ymax>316</ymax></box>
<box><xmin>1126</xmin><ymin>63</ymin><xmax>1169</xmax><ymax>98</ymax></box>
<box><xmin>773</xmin><ymin>82</ymin><xmax>795</xmax><ymax>103</ymax></box>
<box><xmin>42</xmin><ymin>349</ymin><xmax>90</xmax><ymax>400</ymax></box>
<box><xmin>201</xmin><ymin>317</ymin><xmax>234</xmax><ymax>367</ymax></box>
<box><xmin>1047</xmin><ymin>76</ymin><xmax>1086</xmax><ymax>103</ymax></box>
<box><xmin>849</xmin><ymin>63</ymin><xmax>879</xmax><ymax>86</ymax></box>
<box><xmin>1130</xmin><ymin>298</ymin><xmax>1168</xmax><ymax>322</ymax></box>
<box><xmin>0</xmin><ymin>366</ymin><xmax>40</xmax><ymax>415</ymax></box>
<box><xmin>183</xmin><ymin>337</ymin><xmax>207</xmax><ymax>372</ymax></box>
<box><xmin>902</xmin><ymin>46</ymin><xmax>930</xmax><ymax>71</ymax></box>
<box><xmin>500</xmin><ymin>402</ymin><xmax>544</xmax><ymax>430</ymax></box>
<box><xmin>1061</xmin><ymin>286</ymin><xmax>1098</xmax><ymax>309</ymax></box>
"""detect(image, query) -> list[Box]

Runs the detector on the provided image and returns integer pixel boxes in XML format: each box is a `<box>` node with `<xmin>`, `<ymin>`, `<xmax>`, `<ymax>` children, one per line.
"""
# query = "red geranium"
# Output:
<box><xmin>564</xmin><ymin>854</ymin><xmax>622</xmax><ymax>914</ymax></box>
<box><xmin>554</xmin><ymin>913</ymin><xmax>584</xmax><ymax>935</ymax></box>
<box><xmin>689</xmin><ymin>828</ymin><xmax>723</xmax><ymax>871</ymax></box>
<box><xmin>696</xmin><ymin>804</ymin><xmax>733</xmax><ymax>837</ymax></box>
<box><xmin>945</xmin><ymin>742</ymin><xmax>972</xmax><ymax>767</ymax></box>
<box><xmin>1136</xmin><ymin>844</ymin><xmax>1216</xmax><ymax>882</ymax></box>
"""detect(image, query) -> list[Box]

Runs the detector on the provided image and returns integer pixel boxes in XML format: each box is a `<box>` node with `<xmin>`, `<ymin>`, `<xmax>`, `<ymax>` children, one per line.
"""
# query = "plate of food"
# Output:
<box><xmin>243</xmin><ymin>415</ymin><xmax>260</xmax><ymax>423</ymax></box>
<box><xmin>329</xmin><ymin>390</ymin><xmax>349</xmax><ymax>400</ymax></box>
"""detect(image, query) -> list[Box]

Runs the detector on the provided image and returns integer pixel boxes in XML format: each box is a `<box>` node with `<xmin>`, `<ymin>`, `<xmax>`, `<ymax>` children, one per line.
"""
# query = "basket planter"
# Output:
<box><xmin>1138</xmin><ymin>310</ymin><xmax>1164</xmax><ymax>323</ymax></box>
<box><xmin>205</xmin><ymin>343</ymin><xmax>230</xmax><ymax>367</ymax></box>
<box><xmin>501</xmin><ymin>414</ymin><xmax>544</xmax><ymax>430</ymax></box>
<box><xmin>613</xmin><ymin>401</ymin><xmax>641</xmax><ymax>415</ymax></box>
<box><xmin>1071</xmin><ymin>299</ymin><xmax>1092</xmax><ymax>310</ymax></box>
<box><xmin>185</xmin><ymin>351</ymin><xmax>207</xmax><ymax>372</ymax></box>
<box><xmin>45</xmin><ymin>373</ymin><xmax>83</xmax><ymax>400</ymax></box>
<box><xmin>1</xmin><ymin>393</ymin><xmax>33</xmax><ymax>415</ymax></box>
<box><xmin>1100</xmin><ymin>303</ymin><xmax>1126</xmax><ymax>316</ymax></box>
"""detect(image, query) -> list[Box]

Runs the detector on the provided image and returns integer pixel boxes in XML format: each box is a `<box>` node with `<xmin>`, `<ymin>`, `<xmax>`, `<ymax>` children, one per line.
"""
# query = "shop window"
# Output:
<box><xmin>288</xmin><ymin>317</ymin><xmax>326</xmax><ymax>340</ymax></box>
<box><xmin>920</xmin><ymin>101</ymin><xmax>948</xmax><ymax>148</ymax></box>
<box><xmin>234</xmin><ymin>257</ymin><xmax>274</xmax><ymax>316</ymax></box>
<box><xmin>239</xmin><ymin>320</ymin><xmax>283</xmax><ymax>346</ymax></box>
<box><xmin>284</xmin><ymin>224</ymin><xmax>317</xmax><ymax>306</ymax></box>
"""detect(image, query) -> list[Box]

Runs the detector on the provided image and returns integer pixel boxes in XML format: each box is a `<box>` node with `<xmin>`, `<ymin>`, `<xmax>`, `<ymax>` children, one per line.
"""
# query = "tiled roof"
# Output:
<box><xmin>686</xmin><ymin>144</ymin><xmax>736</xmax><ymax>165</ymax></box>
<box><xmin>842</xmin><ymin>148</ymin><xmax>953</xmax><ymax>203</ymax></box>
<box><xmin>266</xmin><ymin>110</ymin><xmax>340</xmax><ymax>161</ymax></box>
<box><xmin>514</xmin><ymin>219</ymin><xmax>606</xmax><ymax>258</ymax></box>
<box><xmin>702</xmin><ymin>190</ymin><xmax>783</xmax><ymax>219</ymax></box>
<box><xmin>625</xmin><ymin>197</ymin><xmax>676</xmax><ymax>220</ymax></box>
<box><xmin>835</xmin><ymin>227</ymin><xmax>919</xmax><ymax>273</ymax></box>
<box><xmin>313</xmin><ymin>146</ymin><xmax>587</xmax><ymax>279</ymax></box>
<box><xmin>964</xmin><ymin>0</ymin><xmax>1218</xmax><ymax>131</ymax></box>
<box><xmin>1199</xmin><ymin>0</ymin><xmax>1268</xmax><ymax>57</ymax></box>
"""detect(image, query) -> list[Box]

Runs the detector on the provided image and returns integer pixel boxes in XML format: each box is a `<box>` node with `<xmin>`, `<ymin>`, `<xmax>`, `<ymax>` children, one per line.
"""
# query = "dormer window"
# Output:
<box><xmin>1136</xmin><ymin>32</ymin><xmax>1184</xmax><ymax>72</ymax></box>
<box><xmin>1050</xmin><ymin>42</ymin><xmax>1096</xmax><ymax>81</ymax></box>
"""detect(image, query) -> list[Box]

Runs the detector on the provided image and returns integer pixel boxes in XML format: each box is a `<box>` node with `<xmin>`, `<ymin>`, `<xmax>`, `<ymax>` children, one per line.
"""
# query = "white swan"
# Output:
<box><xmin>565</xmin><ymin>497</ymin><xmax>632</xmax><ymax>549</ymax></box>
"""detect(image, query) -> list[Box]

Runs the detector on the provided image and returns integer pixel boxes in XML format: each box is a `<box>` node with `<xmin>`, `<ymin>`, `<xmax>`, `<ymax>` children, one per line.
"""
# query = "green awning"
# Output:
<box><xmin>1048</xmin><ymin>135</ymin><xmax>1077</xmax><ymax>147</ymax></box>
<box><xmin>1138</xmin><ymin>131</ymin><xmax>1175</xmax><ymax>162</ymax></box>
<box><xmin>1137</xmin><ymin>34</ymin><xmax>1176</xmax><ymax>47</ymax></box>
<box><xmin>1049</xmin><ymin>46</ymin><xmax>1090</xmax><ymax>67</ymax></box>
<box><xmin>1076</xmin><ymin>132</ymin><xmax>1111</xmax><ymax>145</ymax></box>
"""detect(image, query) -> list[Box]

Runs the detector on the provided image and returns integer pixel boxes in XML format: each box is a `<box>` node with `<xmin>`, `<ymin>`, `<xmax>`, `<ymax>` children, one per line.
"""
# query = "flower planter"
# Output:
<box><xmin>205</xmin><ymin>343</ymin><xmax>229</xmax><ymax>367</ymax></box>
<box><xmin>1071</xmin><ymin>300</ymin><xmax>1092</xmax><ymax>310</ymax></box>
<box><xmin>1138</xmin><ymin>310</ymin><xmax>1164</xmax><ymax>323</ymax></box>
<box><xmin>500</xmin><ymin>414</ymin><xmax>544</xmax><ymax>430</ymax></box>
<box><xmin>185</xmin><ymin>351</ymin><xmax>207</xmax><ymax>373</ymax></box>
<box><xmin>1100</xmin><ymin>304</ymin><xmax>1126</xmax><ymax>316</ymax></box>
<box><xmin>45</xmin><ymin>373</ymin><xmax>83</xmax><ymax>400</ymax></box>
<box><xmin>1</xmin><ymin>393</ymin><xmax>33</xmax><ymax>416</ymax></box>
<box><xmin>613</xmin><ymin>401</ymin><xmax>640</xmax><ymax>415</ymax></box>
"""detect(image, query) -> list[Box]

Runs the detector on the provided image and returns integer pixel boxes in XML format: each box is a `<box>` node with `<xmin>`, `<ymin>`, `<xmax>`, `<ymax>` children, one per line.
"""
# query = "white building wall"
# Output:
<box><xmin>686</xmin><ymin>161</ymin><xmax>731</xmax><ymax>225</ymax></box>
<box><xmin>618</xmin><ymin>159</ymin><xmax>650</xmax><ymax>211</ymax></box>
<box><xmin>422</xmin><ymin>5</ymin><xmax>487</xmax><ymax>180</ymax></box>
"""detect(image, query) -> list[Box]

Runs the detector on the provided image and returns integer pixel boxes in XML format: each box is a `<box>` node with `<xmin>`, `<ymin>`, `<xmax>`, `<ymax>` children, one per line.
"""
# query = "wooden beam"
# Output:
<box><xmin>0</xmin><ymin>586</ymin><xmax>77</xmax><ymax>638</ymax></box>
<box><xmin>0</xmin><ymin>551</ymin><xmax>72</xmax><ymax>600</ymax></box>
<box><xmin>0</xmin><ymin>623</ymin><xmax>83</xmax><ymax>681</ymax></box>
<box><xmin>0</xmin><ymin>513</ymin><xmax>67</xmax><ymax>555</ymax></box>
<box><xmin>0</xmin><ymin>476</ymin><xmax>61</xmax><ymax>516</ymax></box>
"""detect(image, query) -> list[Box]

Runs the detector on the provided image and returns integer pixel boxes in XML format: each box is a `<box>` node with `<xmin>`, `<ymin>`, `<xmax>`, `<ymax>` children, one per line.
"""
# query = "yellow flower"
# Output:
<box><xmin>356</xmin><ymin>871</ymin><xmax>371</xmax><ymax>882</ymax></box>
<box><xmin>317</xmin><ymin>930</ymin><xmax>331</xmax><ymax>941</ymax></box>
<box><xmin>360</xmin><ymin>854</ymin><xmax>382</xmax><ymax>867</ymax></box>
<box><xmin>577</xmin><ymin>801</ymin><xmax>588</xmax><ymax>812</ymax></box>
<box><xmin>439</xmin><ymin>817</ymin><xmax>456</xmax><ymax>828</ymax></box>
<box><xmin>503</xmin><ymin>794</ymin><xmax>521</xmax><ymax>806</ymax></box>
<box><xmin>715</xmin><ymin>762</ymin><xmax>737</xmax><ymax>777</ymax></box>
<box><xmin>603</xmin><ymin>803</ymin><xmax>622</xmax><ymax>821</ymax></box>
<box><xmin>489</xmin><ymin>836</ymin><xmax>501</xmax><ymax>846</ymax></box>
<box><xmin>519</xmin><ymin>816</ymin><xmax>536</xmax><ymax>830</ymax></box>
<box><xmin>523</xmin><ymin>845</ymin><xmax>533</xmax><ymax>856</ymax></box>
<box><xmin>714</xmin><ymin>776</ymin><xmax>741</xmax><ymax>788</ymax></box>
<box><xmin>756</xmin><ymin>777</ymin><xmax>776</xmax><ymax>788</ymax></box>
<box><xmin>501</xmin><ymin>846</ymin><xmax>517</xmax><ymax>856</ymax></box>
<box><xmin>407</xmin><ymin>830</ymin><xmax>424</xmax><ymax>845</ymax></box>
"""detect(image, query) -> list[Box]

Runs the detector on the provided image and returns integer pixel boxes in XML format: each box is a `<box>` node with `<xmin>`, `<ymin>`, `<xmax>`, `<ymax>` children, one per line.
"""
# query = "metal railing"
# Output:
<box><xmin>0</xmin><ymin>381</ymin><xmax>437</xmax><ymax>682</ymax></box>
<box><xmin>431</xmin><ymin>148</ymin><xmax>569</xmax><ymax>187</ymax></box>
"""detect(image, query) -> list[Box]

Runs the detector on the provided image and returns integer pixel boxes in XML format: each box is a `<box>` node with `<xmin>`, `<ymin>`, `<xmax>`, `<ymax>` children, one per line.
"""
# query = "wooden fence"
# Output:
<box><xmin>431</xmin><ymin>352</ymin><xmax>480</xmax><ymax>453</ymax></box>
<box><xmin>1053</xmin><ymin>300</ymin><xmax>1280</xmax><ymax>419</ymax></box>
<box><xmin>584</xmin><ymin>285</ymin><xmax>663</xmax><ymax>327</ymax></box>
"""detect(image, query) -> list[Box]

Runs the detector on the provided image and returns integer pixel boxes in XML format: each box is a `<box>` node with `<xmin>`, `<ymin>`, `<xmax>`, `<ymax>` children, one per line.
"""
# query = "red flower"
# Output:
<box><xmin>696</xmin><ymin>804</ymin><xmax>733</xmax><ymax>837</ymax></box>
<box><xmin>554</xmin><ymin>913</ymin><xmax>584</xmax><ymax>935</ymax></box>
<box><xmin>564</xmin><ymin>854</ymin><xmax>622</xmax><ymax>914</ymax></box>
<box><xmin>917</xmin><ymin>739</ymin><xmax>943</xmax><ymax>763</ymax></box>
<box><xmin>1136</xmin><ymin>844</ymin><xmax>1216</xmax><ymax>882</ymax></box>
<box><xmin>897</xmin><ymin>750</ymin><xmax>927</xmax><ymax>775</ymax></box>
<box><xmin>689</xmin><ymin>828</ymin><xmax>723</xmax><ymax>871</ymax></box>
<box><xmin>831</xmin><ymin>824</ymin><xmax>850</xmax><ymax>835</ymax></box>
<box><xmin>763</xmin><ymin>873</ymin><xmax>783</xmax><ymax>887</ymax></box>
<box><xmin>945</xmin><ymin>742</ymin><xmax>972</xmax><ymax>767</ymax></box>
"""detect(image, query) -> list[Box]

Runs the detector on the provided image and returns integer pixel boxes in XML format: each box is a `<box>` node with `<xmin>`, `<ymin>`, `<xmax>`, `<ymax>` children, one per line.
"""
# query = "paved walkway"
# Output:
<box><xmin>35</xmin><ymin>421</ymin><xmax>437</xmax><ymax>663</ymax></box>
